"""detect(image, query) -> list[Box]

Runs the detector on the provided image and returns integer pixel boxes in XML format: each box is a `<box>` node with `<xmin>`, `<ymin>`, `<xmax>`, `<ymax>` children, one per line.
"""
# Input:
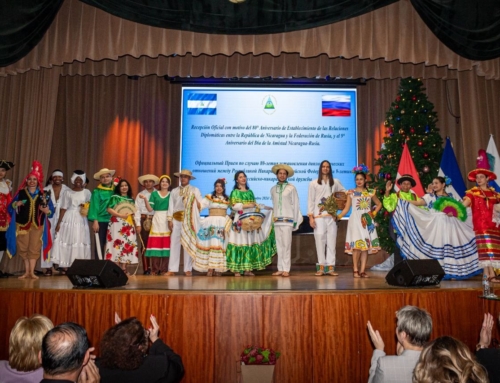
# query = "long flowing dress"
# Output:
<box><xmin>464</xmin><ymin>187</ymin><xmax>500</xmax><ymax>268</ymax></box>
<box><xmin>104</xmin><ymin>195</ymin><xmax>139</xmax><ymax>264</ymax></box>
<box><xmin>344</xmin><ymin>190</ymin><xmax>380</xmax><ymax>254</ymax></box>
<box><xmin>392</xmin><ymin>193</ymin><xmax>481</xmax><ymax>279</ymax></box>
<box><xmin>50</xmin><ymin>189</ymin><xmax>92</xmax><ymax>267</ymax></box>
<box><xmin>225</xmin><ymin>189</ymin><xmax>276</xmax><ymax>272</ymax></box>
<box><xmin>145</xmin><ymin>190</ymin><xmax>171</xmax><ymax>257</ymax></box>
<box><xmin>183</xmin><ymin>194</ymin><xmax>231</xmax><ymax>272</ymax></box>
<box><xmin>0</xmin><ymin>179</ymin><xmax>12</xmax><ymax>252</ymax></box>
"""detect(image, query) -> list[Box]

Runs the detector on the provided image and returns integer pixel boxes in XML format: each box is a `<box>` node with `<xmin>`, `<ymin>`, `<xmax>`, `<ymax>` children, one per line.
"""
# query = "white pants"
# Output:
<box><xmin>169</xmin><ymin>219</ymin><xmax>193</xmax><ymax>272</ymax></box>
<box><xmin>314</xmin><ymin>216</ymin><xmax>337</xmax><ymax>266</ymax></box>
<box><xmin>275</xmin><ymin>225</ymin><xmax>293</xmax><ymax>272</ymax></box>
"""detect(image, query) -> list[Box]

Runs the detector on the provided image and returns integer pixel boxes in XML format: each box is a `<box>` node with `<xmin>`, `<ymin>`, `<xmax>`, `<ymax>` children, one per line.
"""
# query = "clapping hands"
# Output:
<box><xmin>367</xmin><ymin>321</ymin><xmax>385</xmax><ymax>351</ymax></box>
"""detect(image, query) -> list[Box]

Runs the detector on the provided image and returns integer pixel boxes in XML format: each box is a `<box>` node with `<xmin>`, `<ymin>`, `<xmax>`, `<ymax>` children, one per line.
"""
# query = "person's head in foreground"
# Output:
<box><xmin>8</xmin><ymin>314</ymin><xmax>54</xmax><ymax>372</ymax></box>
<box><xmin>99</xmin><ymin>317</ymin><xmax>149</xmax><ymax>370</ymax></box>
<box><xmin>40</xmin><ymin>322</ymin><xmax>92</xmax><ymax>380</ymax></box>
<box><xmin>412</xmin><ymin>336</ymin><xmax>488</xmax><ymax>383</ymax></box>
<box><xmin>396</xmin><ymin>305</ymin><xmax>432</xmax><ymax>349</ymax></box>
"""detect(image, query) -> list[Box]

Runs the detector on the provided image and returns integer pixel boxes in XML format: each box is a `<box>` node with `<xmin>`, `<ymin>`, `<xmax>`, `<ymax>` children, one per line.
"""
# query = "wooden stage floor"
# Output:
<box><xmin>1</xmin><ymin>268</ymin><xmax>498</xmax><ymax>383</ymax></box>
<box><xmin>0</xmin><ymin>266</ymin><xmax>485</xmax><ymax>293</ymax></box>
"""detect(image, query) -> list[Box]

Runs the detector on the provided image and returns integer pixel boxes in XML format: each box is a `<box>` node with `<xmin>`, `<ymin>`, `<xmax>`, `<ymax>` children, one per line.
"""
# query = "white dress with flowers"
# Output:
<box><xmin>344</xmin><ymin>189</ymin><xmax>380</xmax><ymax>254</ymax></box>
<box><xmin>104</xmin><ymin>195</ymin><xmax>139</xmax><ymax>264</ymax></box>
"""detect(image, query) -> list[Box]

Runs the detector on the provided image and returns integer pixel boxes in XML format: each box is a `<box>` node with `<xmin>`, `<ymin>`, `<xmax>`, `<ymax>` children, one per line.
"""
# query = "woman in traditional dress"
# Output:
<box><xmin>337</xmin><ymin>165</ymin><xmax>381</xmax><ymax>278</ymax></box>
<box><xmin>0</xmin><ymin>160</ymin><xmax>14</xmax><ymax>275</ymax></box>
<box><xmin>391</xmin><ymin>174</ymin><xmax>481</xmax><ymax>280</ymax></box>
<box><xmin>104</xmin><ymin>179</ymin><xmax>139</xmax><ymax>273</ymax></box>
<box><xmin>183</xmin><ymin>178</ymin><xmax>230</xmax><ymax>276</ymax></box>
<box><xmin>50</xmin><ymin>170</ymin><xmax>92</xmax><ymax>272</ymax></box>
<box><xmin>226</xmin><ymin>171</ymin><xmax>276</xmax><ymax>276</ymax></box>
<box><xmin>463</xmin><ymin>153</ymin><xmax>500</xmax><ymax>281</ymax></box>
<box><xmin>139</xmin><ymin>175</ymin><xmax>171</xmax><ymax>275</ymax></box>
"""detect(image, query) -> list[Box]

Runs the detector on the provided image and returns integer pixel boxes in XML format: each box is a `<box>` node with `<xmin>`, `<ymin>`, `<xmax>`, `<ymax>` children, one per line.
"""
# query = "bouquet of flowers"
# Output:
<box><xmin>240</xmin><ymin>345</ymin><xmax>281</xmax><ymax>365</ymax></box>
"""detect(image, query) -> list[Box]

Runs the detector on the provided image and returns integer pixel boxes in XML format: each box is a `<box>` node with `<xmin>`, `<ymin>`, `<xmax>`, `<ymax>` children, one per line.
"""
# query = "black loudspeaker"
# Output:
<box><xmin>67</xmin><ymin>260</ymin><xmax>128</xmax><ymax>288</ymax></box>
<box><xmin>386</xmin><ymin>260</ymin><xmax>445</xmax><ymax>287</ymax></box>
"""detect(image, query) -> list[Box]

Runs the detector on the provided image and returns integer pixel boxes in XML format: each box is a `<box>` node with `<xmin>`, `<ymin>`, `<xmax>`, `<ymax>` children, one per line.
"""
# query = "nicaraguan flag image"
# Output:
<box><xmin>438</xmin><ymin>137</ymin><xmax>466</xmax><ymax>200</ymax></box>
<box><xmin>187</xmin><ymin>93</ymin><xmax>217</xmax><ymax>115</ymax></box>
<box><xmin>321</xmin><ymin>95</ymin><xmax>351</xmax><ymax>117</ymax></box>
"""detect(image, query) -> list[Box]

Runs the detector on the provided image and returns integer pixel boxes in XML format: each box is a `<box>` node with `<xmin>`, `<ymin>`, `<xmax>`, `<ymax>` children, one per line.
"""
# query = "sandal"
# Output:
<box><xmin>282</xmin><ymin>272</ymin><xmax>290</xmax><ymax>277</ymax></box>
<box><xmin>234</xmin><ymin>272</ymin><xmax>241</xmax><ymax>277</ymax></box>
<box><xmin>360</xmin><ymin>272</ymin><xmax>369</xmax><ymax>278</ymax></box>
<box><xmin>272</xmin><ymin>271</ymin><xmax>283</xmax><ymax>276</ymax></box>
<box><xmin>207</xmin><ymin>269</ymin><xmax>214</xmax><ymax>277</ymax></box>
<box><xmin>353</xmin><ymin>271</ymin><xmax>360</xmax><ymax>278</ymax></box>
<box><xmin>244</xmin><ymin>271</ymin><xmax>255</xmax><ymax>276</ymax></box>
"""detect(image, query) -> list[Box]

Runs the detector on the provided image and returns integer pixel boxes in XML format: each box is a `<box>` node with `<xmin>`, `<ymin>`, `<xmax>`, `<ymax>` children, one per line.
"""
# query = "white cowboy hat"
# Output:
<box><xmin>271</xmin><ymin>164</ymin><xmax>294</xmax><ymax>178</ymax></box>
<box><xmin>138</xmin><ymin>174</ymin><xmax>160</xmax><ymax>186</ymax></box>
<box><xmin>173</xmin><ymin>169</ymin><xmax>196</xmax><ymax>180</ymax></box>
<box><xmin>93</xmin><ymin>168</ymin><xmax>116</xmax><ymax>180</ymax></box>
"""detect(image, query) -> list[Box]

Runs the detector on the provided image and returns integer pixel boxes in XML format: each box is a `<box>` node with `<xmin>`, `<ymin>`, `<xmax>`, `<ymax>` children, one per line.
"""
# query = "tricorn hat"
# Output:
<box><xmin>397</xmin><ymin>174</ymin><xmax>417</xmax><ymax>187</ymax></box>
<box><xmin>467</xmin><ymin>149</ymin><xmax>496</xmax><ymax>181</ymax></box>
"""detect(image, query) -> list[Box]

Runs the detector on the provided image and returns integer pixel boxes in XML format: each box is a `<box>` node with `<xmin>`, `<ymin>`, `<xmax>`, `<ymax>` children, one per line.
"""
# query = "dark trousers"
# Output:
<box><xmin>138</xmin><ymin>217</ymin><xmax>151</xmax><ymax>270</ymax></box>
<box><xmin>150</xmin><ymin>257</ymin><xmax>169</xmax><ymax>274</ymax></box>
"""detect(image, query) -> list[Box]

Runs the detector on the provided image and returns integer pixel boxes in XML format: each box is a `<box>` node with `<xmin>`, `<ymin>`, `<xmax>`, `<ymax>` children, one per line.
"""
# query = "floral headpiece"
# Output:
<box><xmin>352</xmin><ymin>164</ymin><xmax>369</xmax><ymax>174</ymax></box>
<box><xmin>444</xmin><ymin>176</ymin><xmax>452</xmax><ymax>186</ymax></box>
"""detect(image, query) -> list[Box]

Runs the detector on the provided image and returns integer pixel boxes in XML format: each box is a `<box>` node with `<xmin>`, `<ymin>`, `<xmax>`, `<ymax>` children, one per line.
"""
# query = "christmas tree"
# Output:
<box><xmin>371</xmin><ymin>77</ymin><xmax>443</xmax><ymax>253</ymax></box>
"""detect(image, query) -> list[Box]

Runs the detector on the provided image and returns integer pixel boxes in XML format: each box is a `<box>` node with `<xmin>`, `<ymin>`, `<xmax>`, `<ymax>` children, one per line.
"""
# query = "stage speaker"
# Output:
<box><xmin>67</xmin><ymin>260</ymin><xmax>128</xmax><ymax>288</ymax></box>
<box><xmin>386</xmin><ymin>260</ymin><xmax>445</xmax><ymax>287</ymax></box>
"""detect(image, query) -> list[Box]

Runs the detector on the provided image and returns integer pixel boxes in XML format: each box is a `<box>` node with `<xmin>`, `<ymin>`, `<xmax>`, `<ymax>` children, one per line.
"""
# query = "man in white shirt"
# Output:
<box><xmin>367</xmin><ymin>305</ymin><xmax>432</xmax><ymax>383</ymax></box>
<box><xmin>307</xmin><ymin>160</ymin><xmax>345</xmax><ymax>276</ymax></box>
<box><xmin>167</xmin><ymin>169</ymin><xmax>201</xmax><ymax>276</ymax></box>
<box><xmin>134</xmin><ymin>174</ymin><xmax>159</xmax><ymax>275</ymax></box>
<box><xmin>42</xmin><ymin>169</ymin><xmax>70</xmax><ymax>276</ymax></box>
<box><xmin>270</xmin><ymin>164</ymin><xmax>303</xmax><ymax>277</ymax></box>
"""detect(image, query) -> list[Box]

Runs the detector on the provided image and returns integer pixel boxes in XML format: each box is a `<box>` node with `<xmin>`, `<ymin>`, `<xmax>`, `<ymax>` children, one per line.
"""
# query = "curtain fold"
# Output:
<box><xmin>0</xmin><ymin>0</ymin><xmax>64</xmax><ymax>67</ymax></box>
<box><xmin>411</xmin><ymin>0</ymin><xmax>500</xmax><ymax>61</ymax></box>
<box><xmin>78</xmin><ymin>0</ymin><xmax>397</xmax><ymax>34</ymax></box>
<box><xmin>1</xmin><ymin>0</ymin><xmax>499</xmax><ymax>79</ymax></box>
<box><xmin>0</xmin><ymin>67</ymin><xmax>60</xmax><ymax>185</ymax></box>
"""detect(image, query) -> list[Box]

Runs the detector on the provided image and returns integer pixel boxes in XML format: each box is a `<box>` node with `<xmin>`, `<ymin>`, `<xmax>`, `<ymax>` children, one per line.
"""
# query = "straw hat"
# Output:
<box><xmin>93</xmin><ymin>168</ymin><xmax>116</xmax><ymax>180</ymax></box>
<box><xmin>173</xmin><ymin>169</ymin><xmax>196</xmax><ymax>180</ymax></box>
<box><xmin>271</xmin><ymin>164</ymin><xmax>294</xmax><ymax>178</ymax></box>
<box><xmin>397</xmin><ymin>174</ymin><xmax>416</xmax><ymax>187</ymax></box>
<box><xmin>138</xmin><ymin>174</ymin><xmax>160</xmax><ymax>186</ymax></box>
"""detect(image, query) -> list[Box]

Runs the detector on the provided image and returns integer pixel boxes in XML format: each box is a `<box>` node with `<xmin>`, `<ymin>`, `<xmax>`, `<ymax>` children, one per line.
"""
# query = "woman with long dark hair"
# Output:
<box><xmin>338</xmin><ymin>165</ymin><xmax>381</xmax><ymax>278</ymax></box>
<box><xmin>104</xmin><ymin>179</ymin><xmax>139</xmax><ymax>273</ymax></box>
<box><xmin>225</xmin><ymin>171</ymin><xmax>276</xmax><ymax>276</ymax></box>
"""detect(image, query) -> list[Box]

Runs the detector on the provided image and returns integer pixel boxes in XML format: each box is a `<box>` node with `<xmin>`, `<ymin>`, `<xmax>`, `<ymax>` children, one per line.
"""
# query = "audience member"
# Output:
<box><xmin>475</xmin><ymin>313</ymin><xmax>500</xmax><ymax>382</ymax></box>
<box><xmin>0</xmin><ymin>314</ymin><xmax>53</xmax><ymax>383</ymax></box>
<box><xmin>413</xmin><ymin>336</ymin><xmax>488</xmax><ymax>383</ymax></box>
<box><xmin>96</xmin><ymin>314</ymin><xmax>184</xmax><ymax>383</ymax></box>
<box><xmin>367</xmin><ymin>305</ymin><xmax>432</xmax><ymax>383</ymax></box>
<box><xmin>40</xmin><ymin>322</ymin><xmax>99</xmax><ymax>383</ymax></box>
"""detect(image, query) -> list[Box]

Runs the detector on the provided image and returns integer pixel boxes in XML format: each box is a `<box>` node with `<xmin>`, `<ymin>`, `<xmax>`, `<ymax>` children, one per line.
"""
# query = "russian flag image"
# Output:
<box><xmin>322</xmin><ymin>95</ymin><xmax>351</xmax><ymax>117</ymax></box>
<box><xmin>187</xmin><ymin>93</ymin><xmax>217</xmax><ymax>115</ymax></box>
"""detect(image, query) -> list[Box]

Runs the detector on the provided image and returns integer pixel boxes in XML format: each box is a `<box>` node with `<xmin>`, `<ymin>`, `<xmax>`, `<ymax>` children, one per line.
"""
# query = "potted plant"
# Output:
<box><xmin>239</xmin><ymin>345</ymin><xmax>280</xmax><ymax>383</ymax></box>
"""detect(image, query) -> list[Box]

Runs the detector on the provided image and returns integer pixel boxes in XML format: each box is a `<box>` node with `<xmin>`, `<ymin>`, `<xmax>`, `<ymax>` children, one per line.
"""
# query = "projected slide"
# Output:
<box><xmin>180</xmin><ymin>87</ymin><xmax>358</xmax><ymax>216</ymax></box>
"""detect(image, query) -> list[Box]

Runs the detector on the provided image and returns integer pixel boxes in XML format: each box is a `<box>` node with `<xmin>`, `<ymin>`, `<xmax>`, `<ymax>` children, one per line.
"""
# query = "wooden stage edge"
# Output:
<box><xmin>1</xmin><ymin>270</ymin><xmax>500</xmax><ymax>383</ymax></box>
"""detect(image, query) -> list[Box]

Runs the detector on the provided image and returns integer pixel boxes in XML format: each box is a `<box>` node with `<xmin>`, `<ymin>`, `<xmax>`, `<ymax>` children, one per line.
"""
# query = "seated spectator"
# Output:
<box><xmin>475</xmin><ymin>312</ymin><xmax>500</xmax><ymax>382</ymax></box>
<box><xmin>0</xmin><ymin>314</ymin><xmax>53</xmax><ymax>383</ymax></box>
<box><xmin>367</xmin><ymin>305</ymin><xmax>432</xmax><ymax>383</ymax></box>
<box><xmin>96</xmin><ymin>315</ymin><xmax>184</xmax><ymax>383</ymax></box>
<box><xmin>413</xmin><ymin>336</ymin><xmax>488</xmax><ymax>383</ymax></box>
<box><xmin>40</xmin><ymin>322</ymin><xmax>99</xmax><ymax>383</ymax></box>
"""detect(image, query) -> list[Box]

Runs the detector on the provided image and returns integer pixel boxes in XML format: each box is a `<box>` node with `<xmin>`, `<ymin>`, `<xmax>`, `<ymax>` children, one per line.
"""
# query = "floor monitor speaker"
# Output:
<box><xmin>385</xmin><ymin>259</ymin><xmax>445</xmax><ymax>287</ymax></box>
<box><xmin>67</xmin><ymin>260</ymin><xmax>128</xmax><ymax>288</ymax></box>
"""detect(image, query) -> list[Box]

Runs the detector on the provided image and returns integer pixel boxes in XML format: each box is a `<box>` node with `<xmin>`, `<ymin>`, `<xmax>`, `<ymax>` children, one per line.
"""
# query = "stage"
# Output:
<box><xmin>1</xmin><ymin>269</ymin><xmax>498</xmax><ymax>383</ymax></box>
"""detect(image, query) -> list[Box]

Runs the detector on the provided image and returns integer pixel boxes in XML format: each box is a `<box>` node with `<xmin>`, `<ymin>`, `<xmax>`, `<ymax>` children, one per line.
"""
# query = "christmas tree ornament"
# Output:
<box><xmin>410</xmin><ymin>127</ymin><xmax>415</xmax><ymax>134</ymax></box>
<box><xmin>396</xmin><ymin>117</ymin><xmax>401</xmax><ymax>121</ymax></box>
<box><xmin>379</xmin><ymin>172</ymin><xmax>385</xmax><ymax>179</ymax></box>
<box><xmin>423</xmin><ymin>152</ymin><xmax>429</xmax><ymax>158</ymax></box>
<box><xmin>399</xmin><ymin>129</ymin><xmax>405</xmax><ymax>134</ymax></box>
<box><xmin>385</xmin><ymin>173</ymin><xmax>392</xmax><ymax>180</ymax></box>
<box><xmin>395</xmin><ymin>105</ymin><xmax>399</xmax><ymax>109</ymax></box>
<box><xmin>423</xmin><ymin>166</ymin><xmax>430</xmax><ymax>173</ymax></box>
<box><xmin>412</xmin><ymin>96</ymin><xmax>417</xmax><ymax>101</ymax></box>
<box><xmin>401</xmin><ymin>110</ymin><xmax>405</xmax><ymax>114</ymax></box>
<box><xmin>418</xmin><ymin>141</ymin><xmax>423</xmax><ymax>146</ymax></box>
<box><xmin>396</xmin><ymin>95</ymin><xmax>401</xmax><ymax>102</ymax></box>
